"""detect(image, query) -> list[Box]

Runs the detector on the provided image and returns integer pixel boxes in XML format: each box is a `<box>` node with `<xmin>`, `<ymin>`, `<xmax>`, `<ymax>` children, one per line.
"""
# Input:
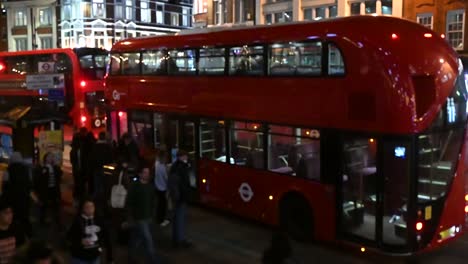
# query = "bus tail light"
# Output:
<box><xmin>465</xmin><ymin>205</ymin><xmax>468</xmax><ymax>213</ymax></box>
<box><xmin>118</xmin><ymin>111</ymin><xmax>124</xmax><ymax>117</ymax></box>
<box><xmin>81</xmin><ymin>115</ymin><xmax>87</xmax><ymax>123</ymax></box>
<box><xmin>391</xmin><ymin>33</ymin><xmax>399</xmax><ymax>40</ymax></box>
<box><xmin>80</xmin><ymin>80</ymin><xmax>87</xmax><ymax>88</ymax></box>
<box><xmin>0</xmin><ymin>62</ymin><xmax>5</xmax><ymax>73</ymax></box>
<box><xmin>416</xmin><ymin>221</ymin><xmax>424</xmax><ymax>231</ymax></box>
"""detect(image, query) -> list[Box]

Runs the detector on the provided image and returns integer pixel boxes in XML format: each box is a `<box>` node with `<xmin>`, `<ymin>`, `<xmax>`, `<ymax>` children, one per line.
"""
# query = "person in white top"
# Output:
<box><xmin>154</xmin><ymin>151</ymin><xmax>170</xmax><ymax>227</ymax></box>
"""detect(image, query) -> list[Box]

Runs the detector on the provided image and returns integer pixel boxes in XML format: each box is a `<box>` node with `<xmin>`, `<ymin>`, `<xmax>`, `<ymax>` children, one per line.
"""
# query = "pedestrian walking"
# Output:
<box><xmin>117</xmin><ymin>133</ymin><xmax>140</xmax><ymax>174</ymax></box>
<box><xmin>67</xmin><ymin>198</ymin><xmax>113</xmax><ymax>264</ymax></box>
<box><xmin>33</xmin><ymin>152</ymin><xmax>62</xmax><ymax>227</ymax></box>
<box><xmin>3</xmin><ymin>152</ymin><xmax>37</xmax><ymax>237</ymax></box>
<box><xmin>168</xmin><ymin>150</ymin><xmax>192</xmax><ymax>249</ymax></box>
<box><xmin>154</xmin><ymin>151</ymin><xmax>170</xmax><ymax>227</ymax></box>
<box><xmin>125</xmin><ymin>166</ymin><xmax>158</xmax><ymax>263</ymax></box>
<box><xmin>0</xmin><ymin>197</ymin><xmax>26</xmax><ymax>264</ymax></box>
<box><xmin>13</xmin><ymin>239</ymin><xmax>63</xmax><ymax>264</ymax></box>
<box><xmin>262</xmin><ymin>231</ymin><xmax>300</xmax><ymax>264</ymax></box>
<box><xmin>89</xmin><ymin>132</ymin><xmax>113</xmax><ymax>207</ymax></box>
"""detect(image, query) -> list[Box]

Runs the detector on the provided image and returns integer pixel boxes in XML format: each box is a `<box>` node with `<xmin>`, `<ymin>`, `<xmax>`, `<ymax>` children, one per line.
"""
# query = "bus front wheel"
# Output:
<box><xmin>279</xmin><ymin>195</ymin><xmax>314</xmax><ymax>242</ymax></box>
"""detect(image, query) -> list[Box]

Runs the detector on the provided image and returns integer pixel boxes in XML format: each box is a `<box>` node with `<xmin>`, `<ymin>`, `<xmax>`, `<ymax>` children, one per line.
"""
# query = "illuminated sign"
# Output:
<box><xmin>394</xmin><ymin>146</ymin><xmax>406</xmax><ymax>158</ymax></box>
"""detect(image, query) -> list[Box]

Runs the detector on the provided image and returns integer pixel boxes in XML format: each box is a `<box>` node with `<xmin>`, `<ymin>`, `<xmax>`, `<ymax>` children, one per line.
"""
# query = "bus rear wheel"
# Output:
<box><xmin>279</xmin><ymin>195</ymin><xmax>314</xmax><ymax>242</ymax></box>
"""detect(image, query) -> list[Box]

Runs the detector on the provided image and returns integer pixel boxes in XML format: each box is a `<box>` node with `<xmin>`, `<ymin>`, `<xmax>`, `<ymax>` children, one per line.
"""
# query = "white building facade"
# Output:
<box><xmin>4</xmin><ymin>0</ymin><xmax>58</xmax><ymax>51</ymax></box>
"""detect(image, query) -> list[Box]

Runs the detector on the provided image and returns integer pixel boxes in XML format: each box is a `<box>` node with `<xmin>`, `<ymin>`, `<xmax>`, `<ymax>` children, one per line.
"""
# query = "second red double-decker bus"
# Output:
<box><xmin>105</xmin><ymin>16</ymin><xmax>468</xmax><ymax>254</ymax></box>
<box><xmin>0</xmin><ymin>47</ymin><xmax>109</xmax><ymax>133</ymax></box>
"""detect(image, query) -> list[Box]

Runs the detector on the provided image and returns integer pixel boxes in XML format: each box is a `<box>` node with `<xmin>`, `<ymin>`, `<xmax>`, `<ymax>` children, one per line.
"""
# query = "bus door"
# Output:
<box><xmin>340</xmin><ymin>136</ymin><xmax>410</xmax><ymax>250</ymax></box>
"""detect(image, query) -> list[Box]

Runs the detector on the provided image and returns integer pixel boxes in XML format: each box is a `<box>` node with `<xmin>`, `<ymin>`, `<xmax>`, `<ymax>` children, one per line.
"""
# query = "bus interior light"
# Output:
<box><xmin>360</xmin><ymin>247</ymin><xmax>366</xmax><ymax>253</ymax></box>
<box><xmin>416</xmin><ymin>222</ymin><xmax>424</xmax><ymax>231</ymax></box>
<box><xmin>464</xmin><ymin>194</ymin><xmax>468</xmax><ymax>201</ymax></box>
<box><xmin>464</xmin><ymin>205</ymin><xmax>468</xmax><ymax>213</ymax></box>
<box><xmin>268</xmin><ymin>195</ymin><xmax>273</xmax><ymax>200</ymax></box>
<box><xmin>202</xmin><ymin>179</ymin><xmax>206</xmax><ymax>184</ymax></box>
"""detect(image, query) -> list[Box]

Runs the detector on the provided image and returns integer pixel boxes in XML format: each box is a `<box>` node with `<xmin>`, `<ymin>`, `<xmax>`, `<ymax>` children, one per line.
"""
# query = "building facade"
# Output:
<box><xmin>58</xmin><ymin>0</ymin><xmax>193</xmax><ymax>50</ymax></box>
<box><xmin>194</xmin><ymin>0</ymin><xmax>403</xmax><ymax>27</ymax></box>
<box><xmin>403</xmin><ymin>0</ymin><xmax>468</xmax><ymax>54</ymax></box>
<box><xmin>1</xmin><ymin>0</ymin><xmax>193</xmax><ymax>51</ymax></box>
<box><xmin>0</xmin><ymin>5</ymin><xmax>7</xmax><ymax>51</ymax></box>
<box><xmin>2</xmin><ymin>0</ymin><xmax>57</xmax><ymax>51</ymax></box>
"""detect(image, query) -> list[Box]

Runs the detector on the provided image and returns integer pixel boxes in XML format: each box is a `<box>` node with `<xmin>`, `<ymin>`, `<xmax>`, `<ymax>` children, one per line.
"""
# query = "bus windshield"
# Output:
<box><xmin>79</xmin><ymin>53</ymin><xmax>108</xmax><ymax>80</ymax></box>
<box><xmin>417</xmin><ymin>75</ymin><xmax>467</xmax><ymax>202</ymax></box>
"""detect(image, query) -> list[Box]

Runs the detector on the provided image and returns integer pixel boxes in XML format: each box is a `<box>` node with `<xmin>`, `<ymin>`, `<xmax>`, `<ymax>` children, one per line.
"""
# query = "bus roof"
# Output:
<box><xmin>107</xmin><ymin>16</ymin><xmax>460</xmax><ymax>134</ymax></box>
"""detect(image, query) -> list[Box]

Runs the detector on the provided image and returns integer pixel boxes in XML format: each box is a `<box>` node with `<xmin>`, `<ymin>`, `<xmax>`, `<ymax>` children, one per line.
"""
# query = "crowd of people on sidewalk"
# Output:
<box><xmin>0</xmin><ymin>126</ymin><xmax>300</xmax><ymax>264</ymax></box>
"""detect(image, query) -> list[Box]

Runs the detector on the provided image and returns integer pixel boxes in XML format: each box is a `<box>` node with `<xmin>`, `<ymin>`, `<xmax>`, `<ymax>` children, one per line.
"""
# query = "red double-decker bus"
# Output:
<box><xmin>105</xmin><ymin>16</ymin><xmax>468</xmax><ymax>254</ymax></box>
<box><xmin>0</xmin><ymin>48</ymin><xmax>108</xmax><ymax>133</ymax></box>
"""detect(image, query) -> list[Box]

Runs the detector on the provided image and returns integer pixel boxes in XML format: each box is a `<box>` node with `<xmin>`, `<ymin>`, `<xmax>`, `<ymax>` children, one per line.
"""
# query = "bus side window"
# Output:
<box><xmin>229</xmin><ymin>45</ymin><xmax>264</xmax><ymax>76</ymax></box>
<box><xmin>328</xmin><ymin>43</ymin><xmax>345</xmax><ymax>76</ymax></box>
<box><xmin>269</xmin><ymin>41</ymin><xmax>322</xmax><ymax>77</ymax></box>
<box><xmin>142</xmin><ymin>50</ymin><xmax>167</xmax><ymax>75</ymax></box>
<box><xmin>110</xmin><ymin>53</ymin><xmax>122</xmax><ymax>75</ymax></box>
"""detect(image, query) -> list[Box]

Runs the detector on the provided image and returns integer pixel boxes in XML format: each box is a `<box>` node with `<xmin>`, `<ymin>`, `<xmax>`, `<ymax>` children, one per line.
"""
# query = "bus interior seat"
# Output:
<box><xmin>270</xmin><ymin>65</ymin><xmax>295</xmax><ymax>75</ymax></box>
<box><xmin>296</xmin><ymin>66</ymin><xmax>321</xmax><ymax>75</ymax></box>
<box><xmin>295</xmin><ymin>153</ymin><xmax>320</xmax><ymax>180</ymax></box>
<box><xmin>246</xmin><ymin>150</ymin><xmax>264</xmax><ymax>169</ymax></box>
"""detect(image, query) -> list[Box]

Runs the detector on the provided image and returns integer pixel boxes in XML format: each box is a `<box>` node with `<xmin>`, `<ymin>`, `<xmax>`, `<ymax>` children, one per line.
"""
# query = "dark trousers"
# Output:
<box><xmin>39</xmin><ymin>187</ymin><xmax>61</xmax><ymax>225</ymax></box>
<box><xmin>172</xmin><ymin>203</ymin><xmax>187</xmax><ymax>244</ymax></box>
<box><xmin>12</xmin><ymin>202</ymin><xmax>32</xmax><ymax>237</ymax></box>
<box><xmin>156</xmin><ymin>190</ymin><xmax>168</xmax><ymax>224</ymax></box>
<box><xmin>72</xmin><ymin>164</ymin><xmax>85</xmax><ymax>201</ymax></box>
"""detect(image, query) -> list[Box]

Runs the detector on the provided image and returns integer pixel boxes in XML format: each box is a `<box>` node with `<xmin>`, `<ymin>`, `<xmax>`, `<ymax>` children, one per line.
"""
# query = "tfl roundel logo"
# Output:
<box><xmin>238</xmin><ymin>182</ymin><xmax>254</xmax><ymax>202</ymax></box>
<box><xmin>112</xmin><ymin>90</ymin><xmax>120</xmax><ymax>101</ymax></box>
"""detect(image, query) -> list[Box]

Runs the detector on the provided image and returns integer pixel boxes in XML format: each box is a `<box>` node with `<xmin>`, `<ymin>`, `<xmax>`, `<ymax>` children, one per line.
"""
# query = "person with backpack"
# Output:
<box><xmin>67</xmin><ymin>197</ymin><xmax>113</xmax><ymax>264</ymax></box>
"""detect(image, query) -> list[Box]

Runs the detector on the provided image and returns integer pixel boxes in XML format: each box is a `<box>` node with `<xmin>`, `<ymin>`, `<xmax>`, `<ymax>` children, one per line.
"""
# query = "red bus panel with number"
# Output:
<box><xmin>105</xmin><ymin>16</ymin><xmax>467</xmax><ymax>254</ymax></box>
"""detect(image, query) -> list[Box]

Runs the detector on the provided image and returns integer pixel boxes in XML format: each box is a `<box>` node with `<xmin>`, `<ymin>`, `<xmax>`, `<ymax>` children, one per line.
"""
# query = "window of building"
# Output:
<box><xmin>447</xmin><ymin>9</ymin><xmax>465</xmax><ymax>50</ymax></box>
<box><xmin>328</xmin><ymin>43</ymin><xmax>345</xmax><ymax>75</ymax></box>
<box><xmin>417</xmin><ymin>13</ymin><xmax>433</xmax><ymax>29</ymax></box>
<box><xmin>171</xmin><ymin>13</ymin><xmax>179</xmax><ymax>26</ymax></box>
<box><xmin>167</xmin><ymin>49</ymin><xmax>196</xmax><ymax>75</ymax></box>
<box><xmin>365</xmin><ymin>1</ymin><xmax>376</xmax><ymax>14</ymax></box>
<box><xmin>303</xmin><ymin>8</ymin><xmax>312</xmax><ymax>20</ymax></box>
<box><xmin>15</xmin><ymin>10</ymin><xmax>27</xmax><ymax>26</ymax></box>
<box><xmin>265</xmin><ymin>14</ymin><xmax>272</xmax><ymax>24</ymax></box>
<box><xmin>156</xmin><ymin>4</ymin><xmax>164</xmax><ymax>24</ymax></box>
<box><xmin>230</xmin><ymin>121</ymin><xmax>264</xmax><ymax>169</ymax></box>
<box><xmin>63</xmin><ymin>4</ymin><xmax>72</xmax><ymax>20</ymax></box>
<box><xmin>284</xmin><ymin>11</ymin><xmax>292</xmax><ymax>22</ymax></box>
<box><xmin>40</xmin><ymin>37</ymin><xmax>53</xmax><ymax>49</ymax></box>
<box><xmin>92</xmin><ymin>0</ymin><xmax>105</xmax><ymax>17</ymax></box>
<box><xmin>82</xmin><ymin>2</ymin><xmax>91</xmax><ymax>17</ymax></box>
<box><xmin>350</xmin><ymin>2</ymin><xmax>361</xmax><ymax>15</ymax></box>
<box><xmin>142</xmin><ymin>50</ymin><xmax>166</xmax><ymax>75</ymax></box>
<box><xmin>267</xmin><ymin>125</ymin><xmax>320</xmax><ymax>180</ymax></box>
<box><xmin>141</xmin><ymin>0</ymin><xmax>151</xmax><ymax>22</ymax></box>
<box><xmin>115</xmin><ymin>0</ymin><xmax>123</xmax><ymax>19</ymax></box>
<box><xmin>200</xmin><ymin>119</ymin><xmax>227</xmax><ymax>162</ymax></box>
<box><xmin>229</xmin><ymin>45</ymin><xmax>264</xmax><ymax>76</ymax></box>
<box><xmin>126</xmin><ymin>0</ymin><xmax>134</xmax><ymax>20</ymax></box>
<box><xmin>39</xmin><ymin>8</ymin><xmax>52</xmax><ymax>26</ymax></box>
<box><xmin>199</xmin><ymin>47</ymin><xmax>225</xmax><ymax>75</ymax></box>
<box><xmin>381</xmin><ymin>0</ymin><xmax>392</xmax><ymax>15</ymax></box>
<box><xmin>235</xmin><ymin>0</ymin><xmax>250</xmax><ymax>23</ymax></box>
<box><xmin>213</xmin><ymin>0</ymin><xmax>227</xmax><ymax>24</ymax></box>
<box><xmin>315</xmin><ymin>7</ymin><xmax>326</xmax><ymax>19</ymax></box>
<box><xmin>269</xmin><ymin>41</ymin><xmax>322</xmax><ymax>76</ymax></box>
<box><xmin>329</xmin><ymin>5</ymin><xmax>337</xmax><ymax>17</ymax></box>
<box><xmin>182</xmin><ymin>8</ymin><xmax>190</xmax><ymax>27</ymax></box>
<box><xmin>15</xmin><ymin>38</ymin><xmax>27</xmax><ymax>51</ymax></box>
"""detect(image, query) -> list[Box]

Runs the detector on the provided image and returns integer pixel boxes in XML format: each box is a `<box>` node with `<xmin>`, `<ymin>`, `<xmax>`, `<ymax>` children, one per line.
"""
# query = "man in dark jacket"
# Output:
<box><xmin>125</xmin><ymin>166</ymin><xmax>158</xmax><ymax>263</ymax></box>
<box><xmin>118</xmin><ymin>133</ymin><xmax>140</xmax><ymax>173</ymax></box>
<box><xmin>168</xmin><ymin>150</ymin><xmax>192</xmax><ymax>248</ymax></box>
<box><xmin>0</xmin><ymin>197</ymin><xmax>26</xmax><ymax>264</ymax></box>
<box><xmin>89</xmin><ymin>132</ymin><xmax>113</xmax><ymax>203</ymax></box>
<box><xmin>4</xmin><ymin>152</ymin><xmax>36</xmax><ymax>237</ymax></box>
